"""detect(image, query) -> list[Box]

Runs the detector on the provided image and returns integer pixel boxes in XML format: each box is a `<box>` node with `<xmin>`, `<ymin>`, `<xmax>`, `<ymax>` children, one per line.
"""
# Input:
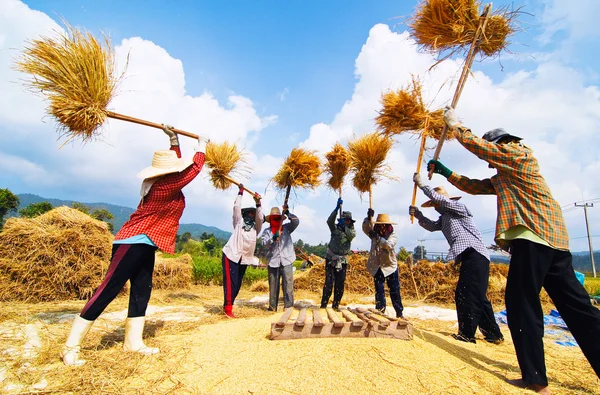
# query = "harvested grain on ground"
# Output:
<box><xmin>153</xmin><ymin>253</ymin><xmax>193</xmax><ymax>290</ymax></box>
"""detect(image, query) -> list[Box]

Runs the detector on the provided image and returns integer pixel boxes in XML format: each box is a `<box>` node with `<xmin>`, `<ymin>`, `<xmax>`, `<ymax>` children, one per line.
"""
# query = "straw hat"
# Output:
<box><xmin>137</xmin><ymin>150</ymin><xmax>193</xmax><ymax>179</ymax></box>
<box><xmin>373</xmin><ymin>213</ymin><xmax>396</xmax><ymax>225</ymax></box>
<box><xmin>265</xmin><ymin>207</ymin><xmax>287</xmax><ymax>222</ymax></box>
<box><xmin>421</xmin><ymin>186</ymin><xmax>461</xmax><ymax>208</ymax></box>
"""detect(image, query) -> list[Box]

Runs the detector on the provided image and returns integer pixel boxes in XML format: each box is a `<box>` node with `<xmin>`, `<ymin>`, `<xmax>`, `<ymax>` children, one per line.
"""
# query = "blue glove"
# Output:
<box><xmin>337</xmin><ymin>218</ymin><xmax>345</xmax><ymax>229</ymax></box>
<box><xmin>367</xmin><ymin>208</ymin><xmax>374</xmax><ymax>219</ymax></box>
<box><xmin>336</xmin><ymin>198</ymin><xmax>343</xmax><ymax>209</ymax></box>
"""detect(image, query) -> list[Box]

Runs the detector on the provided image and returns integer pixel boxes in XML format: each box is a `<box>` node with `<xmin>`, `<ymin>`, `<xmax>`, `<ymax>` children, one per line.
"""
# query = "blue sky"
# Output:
<box><xmin>2</xmin><ymin>0</ymin><xmax>600</xmax><ymax>255</ymax></box>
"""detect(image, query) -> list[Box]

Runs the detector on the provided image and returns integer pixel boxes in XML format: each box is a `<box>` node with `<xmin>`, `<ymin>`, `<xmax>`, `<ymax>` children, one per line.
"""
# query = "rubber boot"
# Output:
<box><xmin>60</xmin><ymin>316</ymin><xmax>94</xmax><ymax>366</ymax></box>
<box><xmin>123</xmin><ymin>317</ymin><xmax>159</xmax><ymax>355</ymax></box>
<box><xmin>224</xmin><ymin>305</ymin><xmax>236</xmax><ymax>318</ymax></box>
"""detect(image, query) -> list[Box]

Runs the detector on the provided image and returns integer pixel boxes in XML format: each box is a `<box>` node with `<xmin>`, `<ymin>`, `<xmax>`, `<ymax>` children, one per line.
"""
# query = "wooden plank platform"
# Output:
<box><xmin>270</xmin><ymin>307</ymin><xmax>413</xmax><ymax>341</ymax></box>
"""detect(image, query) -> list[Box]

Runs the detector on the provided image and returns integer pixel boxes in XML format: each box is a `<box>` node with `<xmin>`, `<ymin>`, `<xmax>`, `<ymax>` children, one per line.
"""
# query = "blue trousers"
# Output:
<box><xmin>373</xmin><ymin>268</ymin><xmax>404</xmax><ymax>317</ymax></box>
<box><xmin>222</xmin><ymin>254</ymin><xmax>248</xmax><ymax>307</ymax></box>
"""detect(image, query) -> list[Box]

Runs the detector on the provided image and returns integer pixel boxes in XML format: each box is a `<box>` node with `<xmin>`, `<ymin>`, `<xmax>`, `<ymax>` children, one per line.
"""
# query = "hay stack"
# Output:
<box><xmin>408</xmin><ymin>0</ymin><xmax>518</xmax><ymax>58</ymax></box>
<box><xmin>324</xmin><ymin>143</ymin><xmax>350</xmax><ymax>191</ymax></box>
<box><xmin>204</xmin><ymin>141</ymin><xmax>249</xmax><ymax>190</ymax></box>
<box><xmin>0</xmin><ymin>206</ymin><xmax>113</xmax><ymax>302</ymax></box>
<box><xmin>15</xmin><ymin>23</ymin><xmax>121</xmax><ymax>142</ymax></box>
<box><xmin>273</xmin><ymin>148</ymin><xmax>322</xmax><ymax>191</ymax></box>
<box><xmin>153</xmin><ymin>253</ymin><xmax>193</xmax><ymax>290</ymax></box>
<box><xmin>347</xmin><ymin>132</ymin><xmax>394</xmax><ymax>194</ymax></box>
<box><xmin>376</xmin><ymin>77</ymin><xmax>451</xmax><ymax>141</ymax></box>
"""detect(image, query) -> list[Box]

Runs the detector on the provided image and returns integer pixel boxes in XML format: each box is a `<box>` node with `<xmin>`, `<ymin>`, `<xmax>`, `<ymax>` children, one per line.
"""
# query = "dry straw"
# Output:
<box><xmin>204</xmin><ymin>141</ymin><xmax>249</xmax><ymax>190</ymax></box>
<box><xmin>324</xmin><ymin>143</ymin><xmax>350</xmax><ymax>191</ymax></box>
<box><xmin>0</xmin><ymin>206</ymin><xmax>113</xmax><ymax>302</ymax></box>
<box><xmin>408</xmin><ymin>0</ymin><xmax>519</xmax><ymax>59</ymax></box>
<box><xmin>376</xmin><ymin>76</ymin><xmax>451</xmax><ymax>141</ymax></box>
<box><xmin>153</xmin><ymin>254</ymin><xmax>193</xmax><ymax>290</ymax></box>
<box><xmin>15</xmin><ymin>23</ymin><xmax>122</xmax><ymax>142</ymax></box>
<box><xmin>273</xmin><ymin>147</ymin><xmax>322</xmax><ymax>190</ymax></box>
<box><xmin>347</xmin><ymin>132</ymin><xmax>394</xmax><ymax>193</ymax></box>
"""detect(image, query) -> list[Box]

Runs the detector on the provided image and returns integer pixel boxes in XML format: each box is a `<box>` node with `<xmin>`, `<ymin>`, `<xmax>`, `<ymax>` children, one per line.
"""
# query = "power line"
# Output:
<box><xmin>574</xmin><ymin>203</ymin><xmax>596</xmax><ymax>277</ymax></box>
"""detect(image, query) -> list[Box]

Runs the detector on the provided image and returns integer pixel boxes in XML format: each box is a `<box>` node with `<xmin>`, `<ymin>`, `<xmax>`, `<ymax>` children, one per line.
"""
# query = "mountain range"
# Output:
<box><xmin>15</xmin><ymin>193</ymin><xmax>232</xmax><ymax>241</ymax></box>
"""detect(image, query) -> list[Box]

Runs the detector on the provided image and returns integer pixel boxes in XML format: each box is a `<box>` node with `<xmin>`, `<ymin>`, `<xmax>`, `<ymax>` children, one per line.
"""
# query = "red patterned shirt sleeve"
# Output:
<box><xmin>153</xmin><ymin>152</ymin><xmax>206</xmax><ymax>195</ymax></box>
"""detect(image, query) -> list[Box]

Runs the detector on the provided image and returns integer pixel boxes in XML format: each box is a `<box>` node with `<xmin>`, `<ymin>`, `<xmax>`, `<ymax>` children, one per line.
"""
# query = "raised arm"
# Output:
<box><xmin>255</xmin><ymin>195</ymin><xmax>264</xmax><ymax>234</ymax></box>
<box><xmin>285</xmin><ymin>212</ymin><xmax>300</xmax><ymax>234</ymax></box>
<box><xmin>448</xmin><ymin>172</ymin><xmax>496</xmax><ymax>196</ymax></box>
<box><xmin>327</xmin><ymin>209</ymin><xmax>337</xmax><ymax>233</ymax></box>
<box><xmin>232</xmin><ymin>194</ymin><xmax>242</xmax><ymax>228</ymax></box>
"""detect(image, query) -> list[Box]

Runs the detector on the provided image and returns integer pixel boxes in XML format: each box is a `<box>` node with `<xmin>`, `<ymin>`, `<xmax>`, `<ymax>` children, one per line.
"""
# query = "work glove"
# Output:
<box><xmin>162</xmin><ymin>124</ymin><xmax>179</xmax><ymax>146</ymax></box>
<box><xmin>253</xmin><ymin>193</ymin><xmax>262</xmax><ymax>205</ymax></box>
<box><xmin>378</xmin><ymin>236</ymin><xmax>387</xmax><ymax>245</ymax></box>
<box><xmin>443</xmin><ymin>106</ymin><xmax>462</xmax><ymax>129</ymax></box>
<box><xmin>238</xmin><ymin>183</ymin><xmax>244</xmax><ymax>195</ymax></box>
<box><xmin>336</xmin><ymin>198</ymin><xmax>343</xmax><ymax>210</ymax></box>
<box><xmin>413</xmin><ymin>172</ymin><xmax>424</xmax><ymax>188</ymax></box>
<box><xmin>282</xmin><ymin>204</ymin><xmax>290</xmax><ymax>216</ymax></box>
<box><xmin>337</xmin><ymin>218</ymin><xmax>345</xmax><ymax>229</ymax></box>
<box><xmin>427</xmin><ymin>160</ymin><xmax>452</xmax><ymax>178</ymax></box>
<box><xmin>409</xmin><ymin>205</ymin><xmax>420</xmax><ymax>217</ymax></box>
<box><xmin>195</xmin><ymin>136</ymin><xmax>209</xmax><ymax>153</ymax></box>
<box><xmin>367</xmin><ymin>208</ymin><xmax>374</xmax><ymax>219</ymax></box>
<box><xmin>272</xmin><ymin>230</ymin><xmax>280</xmax><ymax>242</ymax></box>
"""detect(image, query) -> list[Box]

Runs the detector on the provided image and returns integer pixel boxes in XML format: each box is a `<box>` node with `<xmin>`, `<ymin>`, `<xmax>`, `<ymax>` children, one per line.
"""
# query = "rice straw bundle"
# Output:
<box><xmin>204</xmin><ymin>141</ymin><xmax>250</xmax><ymax>190</ymax></box>
<box><xmin>347</xmin><ymin>132</ymin><xmax>394</xmax><ymax>195</ymax></box>
<box><xmin>15</xmin><ymin>23</ymin><xmax>121</xmax><ymax>142</ymax></box>
<box><xmin>324</xmin><ymin>143</ymin><xmax>350</xmax><ymax>191</ymax></box>
<box><xmin>273</xmin><ymin>148</ymin><xmax>322</xmax><ymax>191</ymax></box>
<box><xmin>408</xmin><ymin>0</ymin><xmax>518</xmax><ymax>59</ymax></box>
<box><xmin>376</xmin><ymin>76</ymin><xmax>450</xmax><ymax>141</ymax></box>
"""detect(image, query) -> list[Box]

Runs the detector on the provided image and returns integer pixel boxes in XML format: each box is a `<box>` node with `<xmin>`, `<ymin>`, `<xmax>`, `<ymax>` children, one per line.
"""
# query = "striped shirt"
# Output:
<box><xmin>115</xmin><ymin>145</ymin><xmax>205</xmax><ymax>254</ymax></box>
<box><xmin>415</xmin><ymin>185</ymin><xmax>489</xmax><ymax>261</ymax></box>
<box><xmin>447</xmin><ymin>129</ymin><xmax>569</xmax><ymax>252</ymax></box>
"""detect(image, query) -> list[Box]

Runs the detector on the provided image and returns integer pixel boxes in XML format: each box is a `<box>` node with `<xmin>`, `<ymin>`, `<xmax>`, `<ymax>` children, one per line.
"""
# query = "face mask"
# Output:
<box><xmin>270</xmin><ymin>217</ymin><xmax>282</xmax><ymax>234</ymax></box>
<box><xmin>242</xmin><ymin>214</ymin><xmax>255</xmax><ymax>232</ymax></box>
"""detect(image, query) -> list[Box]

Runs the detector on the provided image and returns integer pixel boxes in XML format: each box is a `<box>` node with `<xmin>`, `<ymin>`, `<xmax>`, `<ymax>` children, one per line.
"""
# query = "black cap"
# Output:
<box><xmin>481</xmin><ymin>128</ymin><xmax>522</xmax><ymax>144</ymax></box>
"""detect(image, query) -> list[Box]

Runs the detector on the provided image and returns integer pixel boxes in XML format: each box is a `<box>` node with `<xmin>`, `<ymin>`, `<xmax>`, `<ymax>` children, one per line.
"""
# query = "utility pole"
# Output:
<box><xmin>417</xmin><ymin>238</ymin><xmax>426</xmax><ymax>260</ymax></box>
<box><xmin>575</xmin><ymin>203</ymin><xmax>596</xmax><ymax>278</ymax></box>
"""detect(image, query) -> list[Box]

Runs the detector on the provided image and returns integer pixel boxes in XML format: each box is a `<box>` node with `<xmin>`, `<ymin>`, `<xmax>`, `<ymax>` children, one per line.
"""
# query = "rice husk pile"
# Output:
<box><xmin>204</xmin><ymin>141</ymin><xmax>249</xmax><ymax>190</ymax></box>
<box><xmin>324</xmin><ymin>143</ymin><xmax>350</xmax><ymax>191</ymax></box>
<box><xmin>408</xmin><ymin>0</ymin><xmax>518</xmax><ymax>58</ymax></box>
<box><xmin>152</xmin><ymin>253</ymin><xmax>193</xmax><ymax>290</ymax></box>
<box><xmin>15</xmin><ymin>23</ymin><xmax>122</xmax><ymax>142</ymax></box>
<box><xmin>376</xmin><ymin>76</ymin><xmax>451</xmax><ymax>141</ymax></box>
<box><xmin>0</xmin><ymin>206</ymin><xmax>112</xmax><ymax>302</ymax></box>
<box><xmin>347</xmin><ymin>132</ymin><xmax>395</xmax><ymax>193</ymax></box>
<box><xmin>273</xmin><ymin>147</ymin><xmax>322</xmax><ymax>190</ymax></box>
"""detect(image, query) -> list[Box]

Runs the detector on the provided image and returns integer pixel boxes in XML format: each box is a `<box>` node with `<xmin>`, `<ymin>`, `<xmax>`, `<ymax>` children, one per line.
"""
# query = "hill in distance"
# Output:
<box><xmin>15</xmin><ymin>193</ymin><xmax>231</xmax><ymax>240</ymax></box>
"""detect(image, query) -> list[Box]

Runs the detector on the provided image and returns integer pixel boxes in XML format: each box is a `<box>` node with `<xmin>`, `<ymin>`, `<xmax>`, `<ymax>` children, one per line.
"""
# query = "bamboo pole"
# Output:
<box><xmin>338</xmin><ymin>187</ymin><xmax>343</xmax><ymax>219</ymax></box>
<box><xmin>411</xmin><ymin>116</ymin><xmax>430</xmax><ymax>224</ymax></box>
<box><xmin>275</xmin><ymin>185</ymin><xmax>292</xmax><ymax>239</ymax></box>
<box><xmin>222</xmin><ymin>175</ymin><xmax>257</xmax><ymax>196</ymax></box>
<box><xmin>369</xmin><ymin>184</ymin><xmax>373</xmax><ymax>211</ymax></box>
<box><xmin>107</xmin><ymin>111</ymin><xmax>199</xmax><ymax>139</ymax></box>
<box><xmin>428</xmin><ymin>3</ymin><xmax>493</xmax><ymax>179</ymax></box>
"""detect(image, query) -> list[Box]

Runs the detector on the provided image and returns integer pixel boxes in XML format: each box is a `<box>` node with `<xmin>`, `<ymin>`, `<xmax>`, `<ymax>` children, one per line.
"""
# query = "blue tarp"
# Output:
<box><xmin>494</xmin><ymin>310</ymin><xmax>578</xmax><ymax>347</ymax></box>
<box><xmin>575</xmin><ymin>270</ymin><xmax>585</xmax><ymax>286</ymax></box>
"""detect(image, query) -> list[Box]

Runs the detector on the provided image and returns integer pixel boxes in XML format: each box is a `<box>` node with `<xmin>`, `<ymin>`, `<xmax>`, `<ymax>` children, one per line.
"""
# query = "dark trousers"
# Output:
<box><xmin>506</xmin><ymin>239</ymin><xmax>600</xmax><ymax>386</ymax></box>
<box><xmin>374</xmin><ymin>268</ymin><xmax>404</xmax><ymax>317</ymax></box>
<box><xmin>320</xmin><ymin>260</ymin><xmax>347</xmax><ymax>308</ymax></box>
<box><xmin>81</xmin><ymin>244</ymin><xmax>157</xmax><ymax>321</ymax></box>
<box><xmin>222</xmin><ymin>254</ymin><xmax>248</xmax><ymax>307</ymax></box>
<box><xmin>268</xmin><ymin>265</ymin><xmax>294</xmax><ymax>311</ymax></box>
<box><xmin>455</xmin><ymin>248</ymin><xmax>503</xmax><ymax>340</ymax></box>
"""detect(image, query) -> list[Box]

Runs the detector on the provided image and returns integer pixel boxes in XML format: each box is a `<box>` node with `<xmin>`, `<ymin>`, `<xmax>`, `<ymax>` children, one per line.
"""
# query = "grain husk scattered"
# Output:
<box><xmin>272</xmin><ymin>147</ymin><xmax>322</xmax><ymax>190</ymax></box>
<box><xmin>15</xmin><ymin>22</ymin><xmax>122</xmax><ymax>142</ymax></box>
<box><xmin>324</xmin><ymin>143</ymin><xmax>350</xmax><ymax>191</ymax></box>
<box><xmin>347</xmin><ymin>132</ymin><xmax>394</xmax><ymax>193</ymax></box>
<box><xmin>204</xmin><ymin>141</ymin><xmax>249</xmax><ymax>190</ymax></box>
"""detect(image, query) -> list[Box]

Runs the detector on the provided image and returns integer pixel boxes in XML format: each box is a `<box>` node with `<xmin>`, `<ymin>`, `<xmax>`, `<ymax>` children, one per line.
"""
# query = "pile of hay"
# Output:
<box><xmin>295</xmin><ymin>254</ymin><xmax>510</xmax><ymax>305</ymax></box>
<box><xmin>153</xmin><ymin>253</ymin><xmax>193</xmax><ymax>290</ymax></box>
<box><xmin>204</xmin><ymin>141</ymin><xmax>249</xmax><ymax>190</ymax></box>
<box><xmin>408</xmin><ymin>0</ymin><xmax>519</xmax><ymax>58</ymax></box>
<box><xmin>0</xmin><ymin>206</ymin><xmax>113</xmax><ymax>302</ymax></box>
<box><xmin>273</xmin><ymin>147</ymin><xmax>322</xmax><ymax>190</ymax></box>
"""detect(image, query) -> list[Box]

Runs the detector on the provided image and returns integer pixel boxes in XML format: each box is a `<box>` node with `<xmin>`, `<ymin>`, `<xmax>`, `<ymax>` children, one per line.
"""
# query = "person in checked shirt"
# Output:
<box><xmin>221</xmin><ymin>184</ymin><xmax>263</xmax><ymax>318</ymax></box>
<box><xmin>429</xmin><ymin>107</ymin><xmax>600</xmax><ymax>395</ymax></box>
<box><xmin>409</xmin><ymin>173</ymin><xmax>503</xmax><ymax>345</ymax></box>
<box><xmin>61</xmin><ymin>125</ymin><xmax>207</xmax><ymax>367</ymax></box>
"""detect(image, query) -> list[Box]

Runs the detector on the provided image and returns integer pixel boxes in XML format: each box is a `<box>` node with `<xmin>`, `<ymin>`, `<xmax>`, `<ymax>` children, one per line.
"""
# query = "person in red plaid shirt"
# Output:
<box><xmin>428</xmin><ymin>107</ymin><xmax>600</xmax><ymax>394</ymax></box>
<box><xmin>61</xmin><ymin>125</ymin><xmax>207</xmax><ymax>367</ymax></box>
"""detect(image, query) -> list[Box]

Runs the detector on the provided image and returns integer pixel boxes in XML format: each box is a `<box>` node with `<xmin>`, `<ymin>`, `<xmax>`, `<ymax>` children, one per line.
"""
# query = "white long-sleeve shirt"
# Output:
<box><xmin>222</xmin><ymin>195</ymin><xmax>263</xmax><ymax>266</ymax></box>
<box><xmin>259</xmin><ymin>213</ymin><xmax>299</xmax><ymax>268</ymax></box>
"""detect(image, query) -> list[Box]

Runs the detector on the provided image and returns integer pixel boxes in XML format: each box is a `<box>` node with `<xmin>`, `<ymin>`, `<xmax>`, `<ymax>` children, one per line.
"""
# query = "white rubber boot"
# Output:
<box><xmin>123</xmin><ymin>317</ymin><xmax>160</xmax><ymax>355</ymax></box>
<box><xmin>60</xmin><ymin>316</ymin><xmax>94</xmax><ymax>366</ymax></box>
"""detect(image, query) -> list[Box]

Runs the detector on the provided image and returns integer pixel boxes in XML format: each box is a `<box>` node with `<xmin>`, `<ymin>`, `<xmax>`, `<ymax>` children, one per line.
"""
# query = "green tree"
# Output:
<box><xmin>203</xmin><ymin>236</ymin><xmax>218</xmax><ymax>256</ymax></box>
<box><xmin>71</xmin><ymin>202</ymin><xmax>91</xmax><ymax>215</ymax></box>
<box><xmin>397</xmin><ymin>247</ymin><xmax>410</xmax><ymax>262</ymax></box>
<box><xmin>19</xmin><ymin>201</ymin><xmax>53</xmax><ymax>218</ymax></box>
<box><xmin>0</xmin><ymin>188</ymin><xmax>20</xmax><ymax>228</ymax></box>
<box><xmin>413</xmin><ymin>245</ymin><xmax>427</xmax><ymax>261</ymax></box>
<box><xmin>72</xmin><ymin>203</ymin><xmax>115</xmax><ymax>232</ymax></box>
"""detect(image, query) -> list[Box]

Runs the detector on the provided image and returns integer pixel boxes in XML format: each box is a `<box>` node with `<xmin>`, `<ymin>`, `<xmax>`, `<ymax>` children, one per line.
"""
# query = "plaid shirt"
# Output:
<box><xmin>415</xmin><ymin>185</ymin><xmax>489</xmax><ymax>261</ymax></box>
<box><xmin>447</xmin><ymin>129</ymin><xmax>569</xmax><ymax>251</ymax></box>
<box><xmin>115</xmin><ymin>146</ymin><xmax>205</xmax><ymax>253</ymax></box>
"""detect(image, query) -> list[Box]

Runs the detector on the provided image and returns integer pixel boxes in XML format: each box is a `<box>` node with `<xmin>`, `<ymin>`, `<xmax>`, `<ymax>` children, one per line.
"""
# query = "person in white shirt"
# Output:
<box><xmin>221</xmin><ymin>184</ymin><xmax>263</xmax><ymax>318</ymax></box>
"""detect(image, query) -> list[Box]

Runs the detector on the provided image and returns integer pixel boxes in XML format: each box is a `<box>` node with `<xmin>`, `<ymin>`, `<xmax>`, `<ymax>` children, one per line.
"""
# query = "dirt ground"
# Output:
<box><xmin>0</xmin><ymin>285</ymin><xmax>597</xmax><ymax>395</ymax></box>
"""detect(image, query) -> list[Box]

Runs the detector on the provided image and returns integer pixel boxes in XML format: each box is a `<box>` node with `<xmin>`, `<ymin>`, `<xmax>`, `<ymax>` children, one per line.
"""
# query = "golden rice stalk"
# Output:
<box><xmin>15</xmin><ymin>22</ymin><xmax>121</xmax><ymax>142</ymax></box>
<box><xmin>324</xmin><ymin>143</ymin><xmax>350</xmax><ymax>191</ymax></box>
<box><xmin>408</xmin><ymin>0</ymin><xmax>519</xmax><ymax>58</ymax></box>
<box><xmin>204</xmin><ymin>141</ymin><xmax>250</xmax><ymax>190</ymax></box>
<box><xmin>347</xmin><ymin>132</ymin><xmax>394</xmax><ymax>193</ymax></box>
<box><xmin>376</xmin><ymin>76</ymin><xmax>449</xmax><ymax>140</ymax></box>
<box><xmin>273</xmin><ymin>148</ymin><xmax>322</xmax><ymax>190</ymax></box>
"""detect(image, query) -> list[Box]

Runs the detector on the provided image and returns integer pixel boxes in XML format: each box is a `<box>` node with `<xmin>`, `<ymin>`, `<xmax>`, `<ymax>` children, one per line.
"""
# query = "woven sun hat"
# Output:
<box><xmin>421</xmin><ymin>186</ymin><xmax>461</xmax><ymax>208</ymax></box>
<box><xmin>265</xmin><ymin>207</ymin><xmax>287</xmax><ymax>222</ymax></box>
<box><xmin>373</xmin><ymin>213</ymin><xmax>396</xmax><ymax>225</ymax></box>
<box><xmin>137</xmin><ymin>150</ymin><xmax>193</xmax><ymax>180</ymax></box>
